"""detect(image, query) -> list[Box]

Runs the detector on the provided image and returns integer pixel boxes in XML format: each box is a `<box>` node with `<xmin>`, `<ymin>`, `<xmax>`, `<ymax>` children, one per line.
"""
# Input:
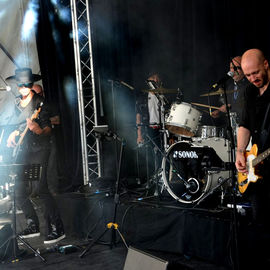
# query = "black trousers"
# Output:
<box><xmin>15</xmin><ymin>143</ymin><xmax>62</xmax><ymax>233</ymax></box>
<box><xmin>244</xmin><ymin>168</ymin><xmax>270</xmax><ymax>227</ymax></box>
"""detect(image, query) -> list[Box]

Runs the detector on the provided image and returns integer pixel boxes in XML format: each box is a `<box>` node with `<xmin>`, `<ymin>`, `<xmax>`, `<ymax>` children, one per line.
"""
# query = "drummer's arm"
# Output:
<box><xmin>211</xmin><ymin>104</ymin><xmax>231</xmax><ymax>118</ymax></box>
<box><xmin>136</xmin><ymin>113</ymin><xmax>144</xmax><ymax>144</ymax></box>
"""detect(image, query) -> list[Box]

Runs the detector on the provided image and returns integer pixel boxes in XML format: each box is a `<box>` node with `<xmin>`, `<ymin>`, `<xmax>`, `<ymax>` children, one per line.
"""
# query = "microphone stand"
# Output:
<box><xmin>79</xmin><ymin>130</ymin><xmax>128</xmax><ymax>258</ymax></box>
<box><xmin>222</xmin><ymin>86</ymin><xmax>240</xmax><ymax>270</ymax></box>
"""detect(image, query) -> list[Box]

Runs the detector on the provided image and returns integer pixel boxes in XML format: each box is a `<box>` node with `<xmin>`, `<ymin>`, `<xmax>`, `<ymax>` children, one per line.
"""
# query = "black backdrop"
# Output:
<box><xmin>36</xmin><ymin>0</ymin><xmax>270</xmax><ymax>189</ymax></box>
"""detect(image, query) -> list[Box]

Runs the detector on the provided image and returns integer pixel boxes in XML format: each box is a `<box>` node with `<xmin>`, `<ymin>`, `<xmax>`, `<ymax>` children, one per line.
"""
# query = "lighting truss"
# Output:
<box><xmin>70</xmin><ymin>0</ymin><xmax>101</xmax><ymax>184</ymax></box>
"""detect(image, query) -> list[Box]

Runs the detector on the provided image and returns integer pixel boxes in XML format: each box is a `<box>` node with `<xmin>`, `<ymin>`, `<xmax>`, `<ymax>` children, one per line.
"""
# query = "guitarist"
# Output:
<box><xmin>5</xmin><ymin>68</ymin><xmax>65</xmax><ymax>245</ymax></box>
<box><xmin>235</xmin><ymin>49</ymin><xmax>270</xmax><ymax>228</ymax></box>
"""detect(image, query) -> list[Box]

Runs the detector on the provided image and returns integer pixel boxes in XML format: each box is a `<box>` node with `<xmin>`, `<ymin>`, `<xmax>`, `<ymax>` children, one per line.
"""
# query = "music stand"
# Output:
<box><xmin>79</xmin><ymin>126</ymin><xmax>128</xmax><ymax>258</ymax></box>
<box><xmin>0</xmin><ymin>164</ymin><xmax>45</xmax><ymax>262</ymax></box>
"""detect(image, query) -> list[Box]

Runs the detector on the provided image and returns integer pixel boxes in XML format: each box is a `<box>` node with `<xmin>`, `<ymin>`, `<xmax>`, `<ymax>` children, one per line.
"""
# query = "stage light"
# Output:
<box><xmin>21</xmin><ymin>0</ymin><xmax>39</xmax><ymax>41</ymax></box>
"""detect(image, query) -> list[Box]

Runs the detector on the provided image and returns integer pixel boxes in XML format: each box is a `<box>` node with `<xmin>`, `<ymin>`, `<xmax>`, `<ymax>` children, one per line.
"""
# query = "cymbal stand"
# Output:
<box><xmin>154</xmin><ymin>93</ymin><xmax>169</xmax><ymax>151</ymax></box>
<box><xmin>0</xmin><ymin>165</ymin><xmax>45</xmax><ymax>262</ymax></box>
<box><xmin>149</xmin><ymin>93</ymin><xmax>169</xmax><ymax>197</ymax></box>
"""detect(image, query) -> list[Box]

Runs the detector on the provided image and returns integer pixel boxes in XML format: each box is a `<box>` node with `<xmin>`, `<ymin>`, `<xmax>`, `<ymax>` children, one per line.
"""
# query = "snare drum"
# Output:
<box><xmin>165</xmin><ymin>102</ymin><xmax>201</xmax><ymax>137</ymax></box>
<box><xmin>196</xmin><ymin>125</ymin><xmax>225</xmax><ymax>139</ymax></box>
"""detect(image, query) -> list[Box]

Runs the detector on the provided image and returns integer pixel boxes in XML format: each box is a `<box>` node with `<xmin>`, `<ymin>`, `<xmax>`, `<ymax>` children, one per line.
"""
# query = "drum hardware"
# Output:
<box><xmin>147</xmin><ymin>134</ymin><xmax>191</xmax><ymax>194</ymax></box>
<box><xmin>200</xmin><ymin>88</ymin><xmax>238</xmax><ymax>97</ymax></box>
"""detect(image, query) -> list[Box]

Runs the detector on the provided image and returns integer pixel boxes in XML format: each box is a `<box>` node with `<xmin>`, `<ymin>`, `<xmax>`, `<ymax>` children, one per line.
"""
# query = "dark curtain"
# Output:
<box><xmin>36</xmin><ymin>1</ymin><xmax>82</xmax><ymax>189</ymax></box>
<box><xmin>35</xmin><ymin>0</ymin><xmax>270</xmax><ymax>186</ymax></box>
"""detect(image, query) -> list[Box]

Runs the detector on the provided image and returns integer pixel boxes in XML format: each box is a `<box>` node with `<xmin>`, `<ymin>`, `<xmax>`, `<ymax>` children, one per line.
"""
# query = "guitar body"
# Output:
<box><xmin>238</xmin><ymin>144</ymin><xmax>262</xmax><ymax>194</ymax></box>
<box><xmin>12</xmin><ymin>105</ymin><xmax>42</xmax><ymax>159</ymax></box>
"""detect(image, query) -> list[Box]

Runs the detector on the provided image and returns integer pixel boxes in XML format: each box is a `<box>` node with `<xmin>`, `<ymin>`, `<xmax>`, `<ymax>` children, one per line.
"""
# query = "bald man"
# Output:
<box><xmin>235</xmin><ymin>48</ymin><xmax>270</xmax><ymax>227</ymax></box>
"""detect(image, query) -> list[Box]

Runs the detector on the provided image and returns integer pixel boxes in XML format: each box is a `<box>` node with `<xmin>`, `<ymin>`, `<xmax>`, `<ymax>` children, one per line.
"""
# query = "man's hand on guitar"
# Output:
<box><xmin>6</xmin><ymin>130</ymin><xmax>20</xmax><ymax>148</ymax></box>
<box><xmin>27</xmin><ymin>118</ymin><xmax>43</xmax><ymax>135</ymax></box>
<box><xmin>235</xmin><ymin>150</ymin><xmax>248</xmax><ymax>174</ymax></box>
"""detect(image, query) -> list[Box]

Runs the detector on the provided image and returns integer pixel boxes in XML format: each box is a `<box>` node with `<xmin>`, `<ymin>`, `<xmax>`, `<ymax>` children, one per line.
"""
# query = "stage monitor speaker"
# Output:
<box><xmin>123</xmin><ymin>246</ymin><xmax>168</xmax><ymax>270</ymax></box>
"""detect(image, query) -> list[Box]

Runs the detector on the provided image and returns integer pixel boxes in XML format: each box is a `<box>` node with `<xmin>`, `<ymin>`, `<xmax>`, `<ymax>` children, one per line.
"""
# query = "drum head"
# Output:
<box><xmin>166</xmin><ymin>125</ymin><xmax>195</xmax><ymax>137</ymax></box>
<box><xmin>161</xmin><ymin>141</ymin><xmax>224</xmax><ymax>204</ymax></box>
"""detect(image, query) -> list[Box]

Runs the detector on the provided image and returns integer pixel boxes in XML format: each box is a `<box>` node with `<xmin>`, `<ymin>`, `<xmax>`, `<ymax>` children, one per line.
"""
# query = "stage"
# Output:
<box><xmin>0</xmin><ymin>185</ymin><xmax>270</xmax><ymax>269</ymax></box>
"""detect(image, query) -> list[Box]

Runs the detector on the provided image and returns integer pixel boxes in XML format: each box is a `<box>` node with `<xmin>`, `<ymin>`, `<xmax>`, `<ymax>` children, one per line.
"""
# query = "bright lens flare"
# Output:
<box><xmin>21</xmin><ymin>0</ymin><xmax>39</xmax><ymax>40</ymax></box>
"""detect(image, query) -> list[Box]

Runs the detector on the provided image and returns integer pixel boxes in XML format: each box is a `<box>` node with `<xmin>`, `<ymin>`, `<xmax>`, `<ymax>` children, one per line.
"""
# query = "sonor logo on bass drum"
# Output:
<box><xmin>173</xmin><ymin>150</ymin><xmax>199</xmax><ymax>159</ymax></box>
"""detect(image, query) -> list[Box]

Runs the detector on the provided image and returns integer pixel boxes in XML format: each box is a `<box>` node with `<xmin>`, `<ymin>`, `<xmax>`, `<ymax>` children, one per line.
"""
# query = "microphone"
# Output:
<box><xmin>176</xmin><ymin>88</ymin><xmax>183</xmax><ymax>103</ymax></box>
<box><xmin>108</xmin><ymin>79</ymin><xmax>134</xmax><ymax>90</ymax></box>
<box><xmin>0</xmin><ymin>86</ymin><xmax>11</xmax><ymax>91</ymax></box>
<box><xmin>212</xmin><ymin>74</ymin><xmax>231</xmax><ymax>89</ymax></box>
<box><xmin>146</xmin><ymin>80</ymin><xmax>157</xmax><ymax>90</ymax></box>
<box><xmin>119</xmin><ymin>80</ymin><xmax>134</xmax><ymax>90</ymax></box>
<box><xmin>230</xmin><ymin>58</ymin><xmax>239</xmax><ymax>76</ymax></box>
<box><xmin>227</xmin><ymin>71</ymin><xmax>234</xmax><ymax>77</ymax></box>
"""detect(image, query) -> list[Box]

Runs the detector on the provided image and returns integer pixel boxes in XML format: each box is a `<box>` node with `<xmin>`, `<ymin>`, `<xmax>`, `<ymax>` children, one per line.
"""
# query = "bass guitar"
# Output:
<box><xmin>238</xmin><ymin>143</ymin><xmax>270</xmax><ymax>193</ymax></box>
<box><xmin>12</xmin><ymin>102</ymin><xmax>43</xmax><ymax>159</ymax></box>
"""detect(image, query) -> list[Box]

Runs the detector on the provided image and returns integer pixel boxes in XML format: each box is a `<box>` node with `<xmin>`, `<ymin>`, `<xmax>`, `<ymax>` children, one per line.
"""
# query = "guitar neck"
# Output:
<box><xmin>253</xmin><ymin>147</ymin><xmax>270</xmax><ymax>167</ymax></box>
<box><xmin>17</xmin><ymin>126</ymin><xmax>29</xmax><ymax>146</ymax></box>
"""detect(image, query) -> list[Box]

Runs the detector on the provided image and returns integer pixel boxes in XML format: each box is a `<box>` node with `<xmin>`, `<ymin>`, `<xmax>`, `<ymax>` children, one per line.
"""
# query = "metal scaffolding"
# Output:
<box><xmin>70</xmin><ymin>0</ymin><xmax>100</xmax><ymax>185</ymax></box>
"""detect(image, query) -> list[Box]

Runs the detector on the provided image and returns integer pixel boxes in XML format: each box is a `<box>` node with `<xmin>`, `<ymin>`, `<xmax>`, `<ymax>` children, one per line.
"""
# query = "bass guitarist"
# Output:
<box><xmin>6</xmin><ymin>68</ymin><xmax>65</xmax><ymax>244</ymax></box>
<box><xmin>235</xmin><ymin>49</ymin><xmax>270</xmax><ymax>229</ymax></box>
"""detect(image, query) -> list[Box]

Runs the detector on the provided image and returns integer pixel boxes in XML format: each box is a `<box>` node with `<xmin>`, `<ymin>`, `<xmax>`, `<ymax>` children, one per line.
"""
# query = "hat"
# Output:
<box><xmin>6</xmin><ymin>68</ymin><xmax>42</xmax><ymax>84</ymax></box>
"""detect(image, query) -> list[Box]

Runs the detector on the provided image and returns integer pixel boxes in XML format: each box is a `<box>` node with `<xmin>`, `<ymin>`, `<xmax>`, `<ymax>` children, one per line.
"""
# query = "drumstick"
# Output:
<box><xmin>191</xmin><ymin>102</ymin><xmax>220</xmax><ymax>110</ymax></box>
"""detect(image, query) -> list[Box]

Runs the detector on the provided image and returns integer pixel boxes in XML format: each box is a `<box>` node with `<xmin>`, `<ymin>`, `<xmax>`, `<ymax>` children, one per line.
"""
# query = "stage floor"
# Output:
<box><xmin>0</xmin><ymin>188</ymin><xmax>269</xmax><ymax>269</ymax></box>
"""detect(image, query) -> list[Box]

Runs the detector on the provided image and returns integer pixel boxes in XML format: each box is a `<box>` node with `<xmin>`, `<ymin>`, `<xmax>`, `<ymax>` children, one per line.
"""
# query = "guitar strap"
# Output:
<box><xmin>259</xmin><ymin>102</ymin><xmax>270</xmax><ymax>151</ymax></box>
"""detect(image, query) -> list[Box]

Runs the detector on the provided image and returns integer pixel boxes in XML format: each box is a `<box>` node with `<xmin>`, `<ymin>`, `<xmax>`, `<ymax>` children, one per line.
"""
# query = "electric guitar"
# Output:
<box><xmin>238</xmin><ymin>144</ymin><xmax>270</xmax><ymax>193</ymax></box>
<box><xmin>12</xmin><ymin>102</ymin><xmax>43</xmax><ymax>159</ymax></box>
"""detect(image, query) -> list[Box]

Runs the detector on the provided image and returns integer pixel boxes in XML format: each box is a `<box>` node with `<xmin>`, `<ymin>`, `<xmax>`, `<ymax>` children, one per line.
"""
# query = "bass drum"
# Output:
<box><xmin>192</xmin><ymin>137</ymin><xmax>231</xmax><ymax>162</ymax></box>
<box><xmin>161</xmin><ymin>141</ymin><xmax>229</xmax><ymax>204</ymax></box>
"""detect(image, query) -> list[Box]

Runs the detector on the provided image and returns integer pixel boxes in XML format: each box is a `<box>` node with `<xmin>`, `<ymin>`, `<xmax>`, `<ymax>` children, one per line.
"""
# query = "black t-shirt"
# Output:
<box><xmin>239</xmin><ymin>84</ymin><xmax>270</xmax><ymax>151</ymax></box>
<box><xmin>10</xmin><ymin>92</ymin><xmax>52</xmax><ymax>150</ymax></box>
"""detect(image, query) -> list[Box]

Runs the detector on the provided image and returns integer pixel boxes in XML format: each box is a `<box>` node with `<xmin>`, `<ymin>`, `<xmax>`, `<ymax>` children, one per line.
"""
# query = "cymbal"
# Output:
<box><xmin>200</xmin><ymin>88</ymin><xmax>238</xmax><ymax>96</ymax></box>
<box><xmin>191</xmin><ymin>102</ymin><xmax>220</xmax><ymax>110</ymax></box>
<box><xmin>142</xmin><ymin>88</ymin><xmax>178</xmax><ymax>94</ymax></box>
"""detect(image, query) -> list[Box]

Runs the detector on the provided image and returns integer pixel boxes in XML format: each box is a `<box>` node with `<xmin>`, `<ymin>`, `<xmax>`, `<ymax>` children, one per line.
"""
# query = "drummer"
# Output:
<box><xmin>136</xmin><ymin>71</ymin><xmax>165</xmax><ymax>148</ymax></box>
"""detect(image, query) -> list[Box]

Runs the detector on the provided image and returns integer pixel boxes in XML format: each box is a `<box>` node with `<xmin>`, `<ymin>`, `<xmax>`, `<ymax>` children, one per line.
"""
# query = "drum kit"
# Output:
<box><xmin>141</xmin><ymin>87</ymin><xmax>238</xmax><ymax>206</ymax></box>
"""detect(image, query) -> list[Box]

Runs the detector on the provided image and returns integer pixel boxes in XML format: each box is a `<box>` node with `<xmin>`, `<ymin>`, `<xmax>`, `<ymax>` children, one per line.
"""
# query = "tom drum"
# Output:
<box><xmin>165</xmin><ymin>102</ymin><xmax>201</xmax><ymax>137</ymax></box>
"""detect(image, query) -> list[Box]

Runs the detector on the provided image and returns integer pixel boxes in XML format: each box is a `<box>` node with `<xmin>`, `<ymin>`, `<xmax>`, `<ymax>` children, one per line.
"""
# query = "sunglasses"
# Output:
<box><xmin>17</xmin><ymin>83</ymin><xmax>33</xmax><ymax>88</ymax></box>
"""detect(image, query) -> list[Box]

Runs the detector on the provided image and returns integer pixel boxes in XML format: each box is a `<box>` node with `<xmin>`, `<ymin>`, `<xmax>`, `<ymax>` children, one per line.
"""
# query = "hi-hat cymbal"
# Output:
<box><xmin>200</xmin><ymin>88</ymin><xmax>238</xmax><ymax>96</ymax></box>
<box><xmin>142</xmin><ymin>88</ymin><xmax>178</xmax><ymax>94</ymax></box>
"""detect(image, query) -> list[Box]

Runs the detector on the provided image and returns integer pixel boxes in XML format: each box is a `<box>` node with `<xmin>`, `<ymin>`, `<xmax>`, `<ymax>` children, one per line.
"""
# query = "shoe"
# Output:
<box><xmin>44</xmin><ymin>216</ymin><xmax>65</xmax><ymax>244</ymax></box>
<box><xmin>19</xmin><ymin>223</ymin><xmax>40</xmax><ymax>239</ymax></box>
<box><xmin>44</xmin><ymin>231</ymin><xmax>66</xmax><ymax>244</ymax></box>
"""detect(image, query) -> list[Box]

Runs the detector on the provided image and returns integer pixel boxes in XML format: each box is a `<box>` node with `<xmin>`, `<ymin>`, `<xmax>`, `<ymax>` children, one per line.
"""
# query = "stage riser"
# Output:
<box><xmin>56</xmin><ymin>194</ymin><xmax>232</xmax><ymax>267</ymax></box>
